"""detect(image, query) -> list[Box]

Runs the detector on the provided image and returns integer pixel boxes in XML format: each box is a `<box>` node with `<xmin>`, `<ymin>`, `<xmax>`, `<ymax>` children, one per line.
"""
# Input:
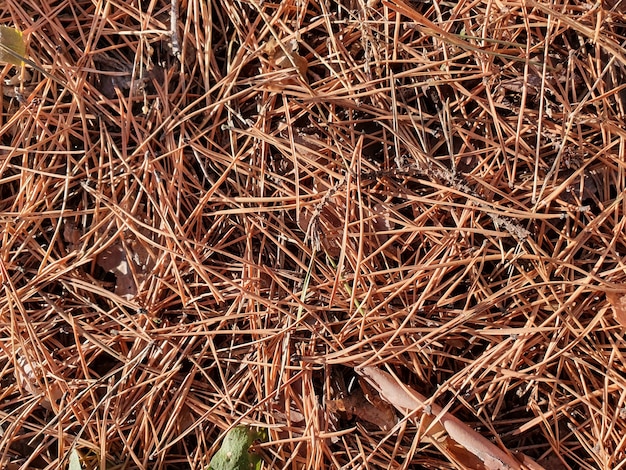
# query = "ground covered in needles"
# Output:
<box><xmin>1</xmin><ymin>0</ymin><xmax>626</xmax><ymax>468</ymax></box>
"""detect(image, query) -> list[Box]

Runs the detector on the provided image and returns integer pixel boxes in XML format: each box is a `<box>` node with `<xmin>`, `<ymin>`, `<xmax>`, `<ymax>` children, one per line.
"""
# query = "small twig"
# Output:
<box><xmin>425</xmin><ymin>165</ymin><xmax>531</xmax><ymax>242</ymax></box>
<box><xmin>170</xmin><ymin>0</ymin><xmax>181</xmax><ymax>61</ymax></box>
<box><xmin>303</xmin><ymin>178</ymin><xmax>344</xmax><ymax>251</ymax></box>
<box><xmin>363</xmin><ymin>163</ymin><xmax>531</xmax><ymax>242</ymax></box>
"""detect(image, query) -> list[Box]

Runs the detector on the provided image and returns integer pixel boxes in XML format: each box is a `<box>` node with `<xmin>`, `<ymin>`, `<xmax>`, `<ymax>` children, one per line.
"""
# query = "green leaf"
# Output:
<box><xmin>0</xmin><ymin>26</ymin><xmax>26</xmax><ymax>65</ymax></box>
<box><xmin>208</xmin><ymin>426</ymin><xmax>265</xmax><ymax>470</ymax></box>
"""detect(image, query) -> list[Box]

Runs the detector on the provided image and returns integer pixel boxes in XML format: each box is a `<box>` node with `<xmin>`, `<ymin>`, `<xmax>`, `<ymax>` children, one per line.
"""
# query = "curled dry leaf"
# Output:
<box><xmin>356</xmin><ymin>366</ymin><xmax>545</xmax><ymax>470</ymax></box>
<box><xmin>606</xmin><ymin>291</ymin><xmax>626</xmax><ymax>327</ymax></box>
<box><xmin>64</xmin><ymin>219</ymin><xmax>156</xmax><ymax>300</ymax></box>
<box><xmin>272</xmin><ymin>406</ymin><xmax>306</xmax><ymax>425</ymax></box>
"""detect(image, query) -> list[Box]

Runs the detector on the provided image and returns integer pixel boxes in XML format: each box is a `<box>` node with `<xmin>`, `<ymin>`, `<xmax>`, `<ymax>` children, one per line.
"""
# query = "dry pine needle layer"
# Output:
<box><xmin>1</xmin><ymin>0</ymin><xmax>626</xmax><ymax>469</ymax></box>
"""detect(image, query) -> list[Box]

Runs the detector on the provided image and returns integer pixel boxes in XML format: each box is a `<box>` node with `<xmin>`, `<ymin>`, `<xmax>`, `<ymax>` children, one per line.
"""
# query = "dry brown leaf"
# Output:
<box><xmin>606</xmin><ymin>291</ymin><xmax>626</xmax><ymax>327</ymax></box>
<box><xmin>371</xmin><ymin>203</ymin><xmax>392</xmax><ymax>245</ymax></box>
<box><xmin>327</xmin><ymin>383</ymin><xmax>397</xmax><ymax>431</ymax></box>
<box><xmin>272</xmin><ymin>406</ymin><xmax>306</xmax><ymax>425</ymax></box>
<box><xmin>63</xmin><ymin>221</ymin><xmax>82</xmax><ymax>249</ymax></box>
<box><xmin>15</xmin><ymin>354</ymin><xmax>63</xmax><ymax>409</ymax></box>
<box><xmin>264</xmin><ymin>37</ymin><xmax>308</xmax><ymax>78</ymax></box>
<box><xmin>96</xmin><ymin>227</ymin><xmax>156</xmax><ymax>300</ymax></box>
<box><xmin>275</xmin><ymin>51</ymin><xmax>308</xmax><ymax>77</ymax></box>
<box><xmin>97</xmin><ymin>239</ymin><xmax>137</xmax><ymax>298</ymax></box>
<box><xmin>357</xmin><ymin>366</ymin><xmax>544</xmax><ymax>470</ymax></box>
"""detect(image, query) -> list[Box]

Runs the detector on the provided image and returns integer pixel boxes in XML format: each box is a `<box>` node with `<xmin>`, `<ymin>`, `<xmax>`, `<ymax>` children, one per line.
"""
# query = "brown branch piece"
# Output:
<box><xmin>356</xmin><ymin>366</ymin><xmax>545</xmax><ymax>470</ymax></box>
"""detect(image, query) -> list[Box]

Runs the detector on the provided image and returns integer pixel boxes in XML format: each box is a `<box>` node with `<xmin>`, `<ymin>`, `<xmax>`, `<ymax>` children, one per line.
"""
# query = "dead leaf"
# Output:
<box><xmin>264</xmin><ymin>37</ymin><xmax>308</xmax><ymax>78</ymax></box>
<box><xmin>327</xmin><ymin>382</ymin><xmax>397</xmax><ymax>431</ymax></box>
<box><xmin>15</xmin><ymin>353</ymin><xmax>63</xmax><ymax>409</ymax></box>
<box><xmin>356</xmin><ymin>366</ymin><xmax>545</xmax><ymax>470</ymax></box>
<box><xmin>606</xmin><ymin>291</ymin><xmax>626</xmax><ymax>327</ymax></box>
<box><xmin>603</xmin><ymin>0</ymin><xmax>626</xmax><ymax>12</ymax></box>
<box><xmin>63</xmin><ymin>221</ymin><xmax>82</xmax><ymax>249</ymax></box>
<box><xmin>274</xmin><ymin>49</ymin><xmax>308</xmax><ymax>77</ymax></box>
<box><xmin>95</xmin><ymin>224</ymin><xmax>156</xmax><ymax>300</ymax></box>
<box><xmin>371</xmin><ymin>203</ymin><xmax>392</xmax><ymax>245</ymax></box>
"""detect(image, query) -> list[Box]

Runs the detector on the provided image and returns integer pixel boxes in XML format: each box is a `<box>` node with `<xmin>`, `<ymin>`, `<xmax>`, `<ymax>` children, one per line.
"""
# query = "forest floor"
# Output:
<box><xmin>1</xmin><ymin>0</ymin><xmax>626</xmax><ymax>468</ymax></box>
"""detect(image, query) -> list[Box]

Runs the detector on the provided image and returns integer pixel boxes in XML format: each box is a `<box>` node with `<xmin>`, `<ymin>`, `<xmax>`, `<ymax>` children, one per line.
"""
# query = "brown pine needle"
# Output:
<box><xmin>1</xmin><ymin>0</ymin><xmax>626</xmax><ymax>468</ymax></box>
